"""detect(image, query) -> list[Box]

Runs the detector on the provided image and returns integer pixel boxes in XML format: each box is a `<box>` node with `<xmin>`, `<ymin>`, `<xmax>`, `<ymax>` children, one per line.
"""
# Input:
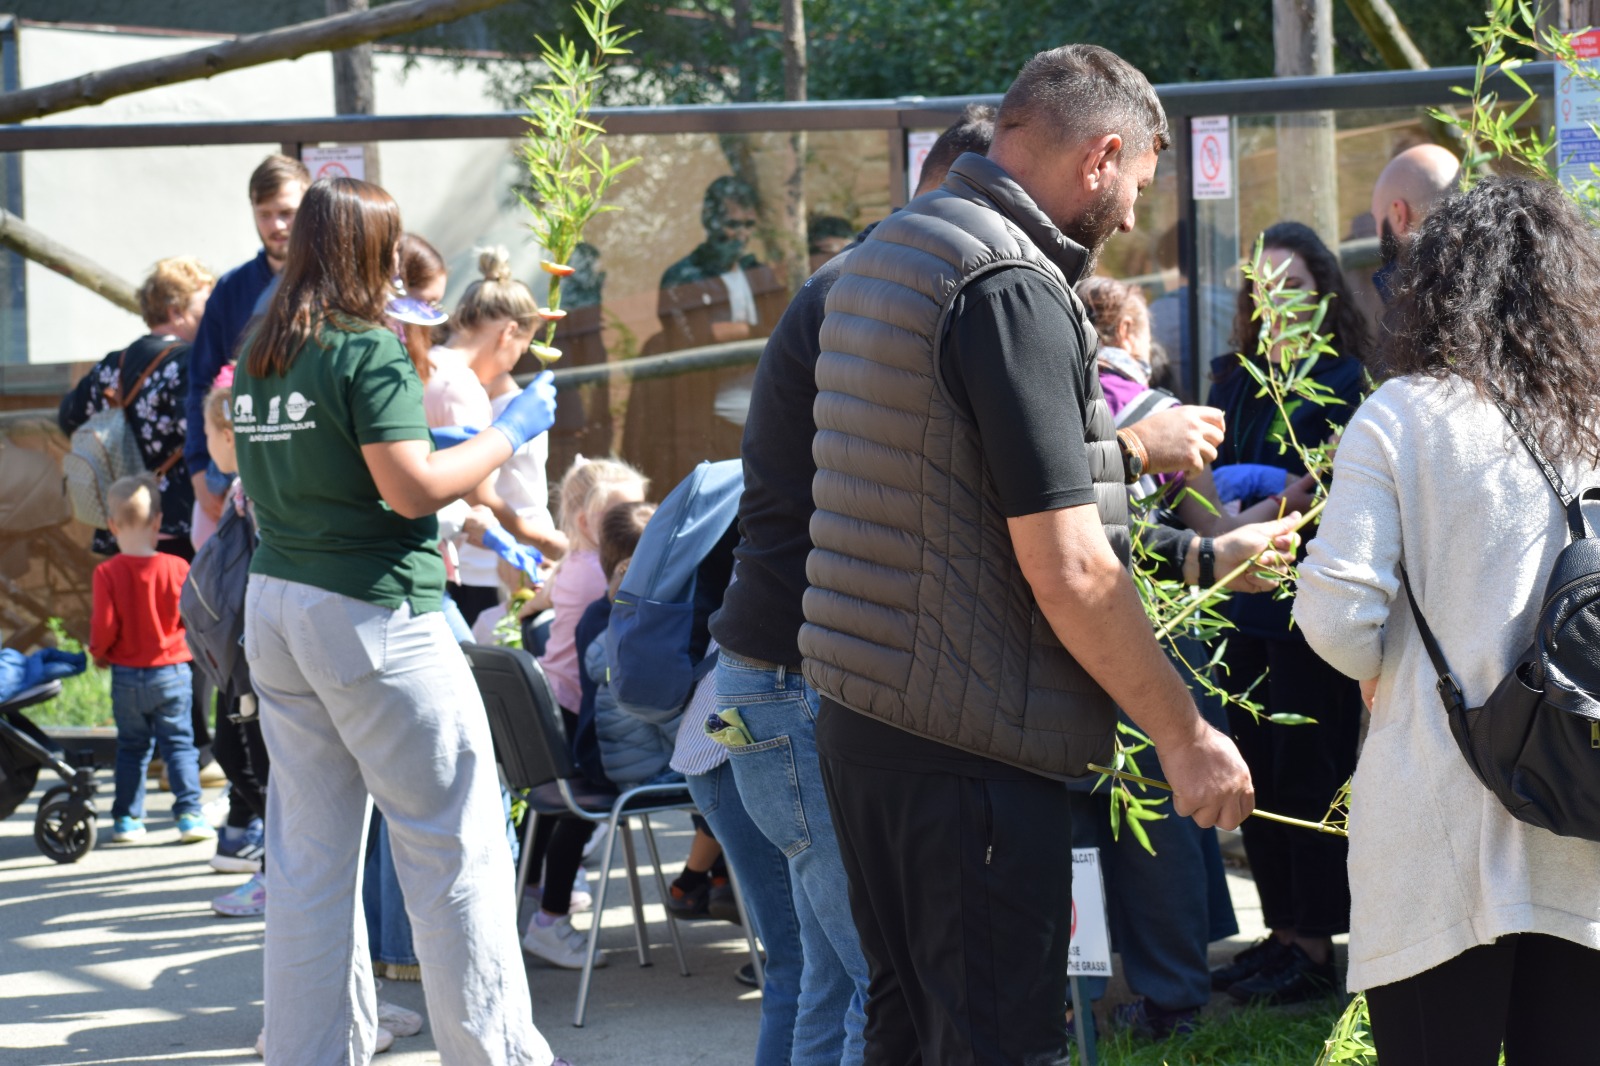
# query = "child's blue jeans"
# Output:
<box><xmin>111</xmin><ymin>663</ymin><xmax>202</xmax><ymax>820</ymax></box>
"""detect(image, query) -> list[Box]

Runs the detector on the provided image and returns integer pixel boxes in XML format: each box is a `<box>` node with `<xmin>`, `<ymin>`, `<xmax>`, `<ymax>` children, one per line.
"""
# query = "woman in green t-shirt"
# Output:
<box><xmin>234</xmin><ymin>178</ymin><xmax>567</xmax><ymax>1066</ymax></box>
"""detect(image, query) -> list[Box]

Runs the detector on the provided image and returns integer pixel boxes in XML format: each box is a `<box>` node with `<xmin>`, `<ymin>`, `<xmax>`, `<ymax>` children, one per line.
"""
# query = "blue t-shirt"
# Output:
<box><xmin>185</xmin><ymin>250</ymin><xmax>275</xmax><ymax>471</ymax></box>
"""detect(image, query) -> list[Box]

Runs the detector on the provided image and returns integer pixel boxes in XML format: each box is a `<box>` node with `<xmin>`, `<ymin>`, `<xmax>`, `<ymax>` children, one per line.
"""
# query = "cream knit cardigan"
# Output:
<box><xmin>1294</xmin><ymin>375</ymin><xmax>1600</xmax><ymax>992</ymax></box>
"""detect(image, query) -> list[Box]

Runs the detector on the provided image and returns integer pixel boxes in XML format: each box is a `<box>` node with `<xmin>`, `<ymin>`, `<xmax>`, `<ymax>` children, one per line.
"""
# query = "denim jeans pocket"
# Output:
<box><xmin>726</xmin><ymin>734</ymin><xmax>812</xmax><ymax>857</ymax></box>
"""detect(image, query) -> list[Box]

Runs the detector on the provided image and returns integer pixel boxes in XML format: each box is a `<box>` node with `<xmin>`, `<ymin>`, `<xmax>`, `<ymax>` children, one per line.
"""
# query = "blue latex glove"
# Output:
<box><xmin>480</xmin><ymin>524</ymin><xmax>545</xmax><ymax>581</ymax></box>
<box><xmin>489</xmin><ymin>371</ymin><xmax>557</xmax><ymax>453</ymax></box>
<box><xmin>430</xmin><ymin>425</ymin><xmax>480</xmax><ymax>450</ymax></box>
<box><xmin>1211</xmin><ymin>463</ymin><xmax>1290</xmax><ymax>505</ymax></box>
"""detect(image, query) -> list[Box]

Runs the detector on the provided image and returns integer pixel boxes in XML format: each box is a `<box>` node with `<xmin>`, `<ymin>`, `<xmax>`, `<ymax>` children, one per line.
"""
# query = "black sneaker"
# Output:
<box><xmin>1109</xmin><ymin>997</ymin><xmax>1202</xmax><ymax>1040</ymax></box>
<box><xmin>1226</xmin><ymin>943</ymin><xmax>1338</xmax><ymax>1005</ymax></box>
<box><xmin>666</xmin><ymin>878</ymin><xmax>712</xmax><ymax>919</ymax></box>
<box><xmin>1210</xmin><ymin>935</ymin><xmax>1293</xmax><ymax>991</ymax></box>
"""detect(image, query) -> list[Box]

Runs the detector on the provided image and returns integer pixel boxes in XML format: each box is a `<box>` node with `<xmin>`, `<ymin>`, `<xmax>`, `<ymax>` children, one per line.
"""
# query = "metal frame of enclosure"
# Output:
<box><xmin>0</xmin><ymin>60</ymin><xmax>1561</xmax><ymax>398</ymax></box>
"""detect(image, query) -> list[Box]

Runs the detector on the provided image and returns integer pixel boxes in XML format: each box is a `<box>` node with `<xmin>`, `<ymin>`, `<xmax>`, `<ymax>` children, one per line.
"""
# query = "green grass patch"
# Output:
<box><xmin>27</xmin><ymin>620</ymin><xmax>113</xmax><ymax>729</ymax></box>
<box><xmin>1075</xmin><ymin>1000</ymin><xmax>1348</xmax><ymax>1066</ymax></box>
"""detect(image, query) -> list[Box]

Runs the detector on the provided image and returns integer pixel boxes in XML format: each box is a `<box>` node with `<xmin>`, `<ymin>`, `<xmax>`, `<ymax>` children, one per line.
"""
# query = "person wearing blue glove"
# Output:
<box><xmin>479</xmin><ymin>523</ymin><xmax>545</xmax><ymax>582</ymax></box>
<box><xmin>429</xmin><ymin>425</ymin><xmax>480</xmax><ymax>450</ymax></box>
<box><xmin>231</xmin><ymin>178</ymin><xmax>567</xmax><ymax>1066</ymax></box>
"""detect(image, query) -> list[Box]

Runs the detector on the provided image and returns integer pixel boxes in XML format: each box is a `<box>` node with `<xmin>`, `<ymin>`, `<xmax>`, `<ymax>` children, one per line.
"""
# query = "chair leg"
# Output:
<box><xmin>619</xmin><ymin>818</ymin><xmax>653</xmax><ymax>968</ymax></box>
<box><xmin>514</xmin><ymin>808</ymin><xmax>539</xmax><ymax>922</ymax></box>
<box><xmin>640</xmin><ymin>814</ymin><xmax>690</xmax><ymax>977</ymax></box>
<box><xmin>575</xmin><ymin>812</ymin><xmax>620</xmax><ymax>1028</ymax></box>
<box><xmin>726</xmin><ymin>860</ymin><xmax>766</xmax><ymax>990</ymax></box>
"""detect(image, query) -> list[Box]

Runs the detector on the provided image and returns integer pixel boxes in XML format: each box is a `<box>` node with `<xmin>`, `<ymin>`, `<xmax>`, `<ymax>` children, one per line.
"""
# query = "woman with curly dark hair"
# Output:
<box><xmin>1297</xmin><ymin>177</ymin><xmax>1600</xmax><ymax>1063</ymax></box>
<box><xmin>1206</xmin><ymin>221</ymin><xmax>1368</xmax><ymax>1007</ymax></box>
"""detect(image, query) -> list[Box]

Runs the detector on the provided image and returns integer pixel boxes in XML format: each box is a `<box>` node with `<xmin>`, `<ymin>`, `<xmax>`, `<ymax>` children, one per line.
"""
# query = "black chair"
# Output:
<box><xmin>463</xmin><ymin>642</ymin><xmax>762</xmax><ymax>1026</ymax></box>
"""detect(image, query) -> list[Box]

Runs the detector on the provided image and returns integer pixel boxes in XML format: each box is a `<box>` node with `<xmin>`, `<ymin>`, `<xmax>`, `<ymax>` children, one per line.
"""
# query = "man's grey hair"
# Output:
<box><xmin>997</xmin><ymin>44</ymin><xmax>1170</xmax><ymax>158</ymax></box>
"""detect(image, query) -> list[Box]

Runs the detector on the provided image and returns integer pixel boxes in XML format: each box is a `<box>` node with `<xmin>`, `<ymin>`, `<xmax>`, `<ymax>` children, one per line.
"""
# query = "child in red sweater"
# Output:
<box><xmin>91</xmin><ymin>473</ymin><xmax>213</xmax><ymax>844</ymax></box>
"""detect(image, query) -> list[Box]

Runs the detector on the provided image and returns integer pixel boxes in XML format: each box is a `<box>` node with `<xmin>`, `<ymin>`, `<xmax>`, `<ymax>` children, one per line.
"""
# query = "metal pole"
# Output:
<box><xmin>1070</xmin><ymin>975</ymin><xmax>1098</xmax><ymax>1064</ymax></box>
<box><xmin>1175</xmin><ymin>116</ymin><xmax>1202</xmax><ymax>405</ymax></box>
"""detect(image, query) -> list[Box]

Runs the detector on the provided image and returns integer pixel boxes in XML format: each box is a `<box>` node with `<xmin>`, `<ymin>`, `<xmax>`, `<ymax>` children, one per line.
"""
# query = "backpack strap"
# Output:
<box><xmin>1494</xmin><ymin>397</ymin><xmax>1591</xmax><ymax>542</ymax></box>
<box><xmin>1399</xmin><ymin>565</ymin><xmax>1468</xmax><ymax>717</ymax></box>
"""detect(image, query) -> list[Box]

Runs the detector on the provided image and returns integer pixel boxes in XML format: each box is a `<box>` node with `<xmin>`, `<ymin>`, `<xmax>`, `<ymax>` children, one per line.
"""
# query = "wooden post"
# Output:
<box><xmin>0</xmin><ymin>208</ymin><xmax>139</xmax><ymax>315</ymax></box>
<box><xmin>778</xmin><ymin>0</ymin><xmax>809</xmax><ymax>298</ymax></box>
<box><xmin>0</xmin><ymin>0</ymin><xmax>512</xmax><ymax>125</ymax></box>
<box><xmin>1274</xmin><ymin>0</ymin><xmax>1341</xmax><ymax>250</ymax></box>
<box><xmin>326</xmin><ymin>0</ymin><xmax>382</xmax><ymax>185</ymax></box>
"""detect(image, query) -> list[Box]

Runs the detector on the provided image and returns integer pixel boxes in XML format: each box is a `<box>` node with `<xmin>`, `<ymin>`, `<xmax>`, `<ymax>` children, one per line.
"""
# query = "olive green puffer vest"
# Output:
<box><xmin>799</xmin><ymin>153</ymin><xmax>1128</xmax><ymax>779</ymax></box>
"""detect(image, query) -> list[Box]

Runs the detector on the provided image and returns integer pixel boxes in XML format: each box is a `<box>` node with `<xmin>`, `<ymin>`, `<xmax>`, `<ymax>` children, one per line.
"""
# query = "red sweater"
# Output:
<box><xmin>90</xmin><ymin>553</ymin><xmax>192</xmax><ymax>668</ymax></box>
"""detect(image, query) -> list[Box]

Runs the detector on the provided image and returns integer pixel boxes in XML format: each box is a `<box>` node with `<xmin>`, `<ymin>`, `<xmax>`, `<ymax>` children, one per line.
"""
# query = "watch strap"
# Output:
<box><xmin>1198</xmin><ymin>537</ymin><xmax>1216</xmax><ymax>588</ymax></box>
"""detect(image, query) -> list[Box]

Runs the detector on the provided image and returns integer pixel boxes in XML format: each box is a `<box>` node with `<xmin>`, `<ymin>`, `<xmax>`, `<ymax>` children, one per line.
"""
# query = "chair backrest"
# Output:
<box><xmin>463</xmin><ymin>643</ymin><xmax>576</xmax><ymax>791</ymax></box>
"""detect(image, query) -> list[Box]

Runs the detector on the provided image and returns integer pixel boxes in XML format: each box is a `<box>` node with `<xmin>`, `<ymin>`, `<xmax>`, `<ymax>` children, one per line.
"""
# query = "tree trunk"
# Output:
<box><xmin>778</xmin><ymin>0</ymin><xmax>809</xmax><ymax>298</ymax></box>
<box><xmin>1274</xmin><ymin>0</ymin><xmax>1341</xmax><ymax>250</ymax></box>
<box><xmin>327</xmin><ymin>0</ymin><xmax>381</xmax><ymax>185</ymax></box>
<box><xmin>0</xmin><ymin>0</ymin><xmax>511</xmax><ymax>125</ymax></box>
<box><xmin>0</xmin><ymin>208</ymin><xmax>139</xmax><ymax>314</ymax></box>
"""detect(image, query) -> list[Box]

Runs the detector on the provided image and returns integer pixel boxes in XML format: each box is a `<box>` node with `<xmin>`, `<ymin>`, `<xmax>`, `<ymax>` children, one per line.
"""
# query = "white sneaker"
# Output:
<box><xmin>377</xmin><ymin>1000</ymin><xmax>423</xmax><ymax>1038</ymax></box>
<box><xmin>257</xmin><ymin>1025</ymin><xmax>394</xmax><ymax>1056</ymax></box>
<box><xmin>521</xmin><ymin>914</ymin><xmax>606</xmax><ymax>970</ymax></box>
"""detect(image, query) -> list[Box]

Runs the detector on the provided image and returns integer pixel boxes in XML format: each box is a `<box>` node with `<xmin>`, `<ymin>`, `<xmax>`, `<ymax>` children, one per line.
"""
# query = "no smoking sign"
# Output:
<box><xmin>1191</xmin><ymin>116</ymin><xmax>1232</xmax><ymax>200</ymax></box>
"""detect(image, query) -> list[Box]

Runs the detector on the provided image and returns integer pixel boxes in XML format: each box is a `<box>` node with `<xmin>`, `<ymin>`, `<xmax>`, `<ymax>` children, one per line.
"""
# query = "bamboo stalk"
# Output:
<box><xmin>0</xmin><ymin>0</ymin><xmax>512</xmax><ymax>125</ymax></box>
<box><xmin>1153</xmin><ymin>496</ymin><xmax>1328</xmax><ymax>642</ymax></box>
<box><xmin>1088</xmin><ymin>763</ymin><xmax>1348</xmax><ymax>836</ymax></box>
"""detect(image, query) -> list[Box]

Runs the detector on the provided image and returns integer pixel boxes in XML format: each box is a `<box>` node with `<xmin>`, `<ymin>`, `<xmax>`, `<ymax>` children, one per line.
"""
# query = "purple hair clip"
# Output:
<box><xmin>387</xmin><ymin>297</ymin><xmax>449</xmax><ymax>327</ymax></box>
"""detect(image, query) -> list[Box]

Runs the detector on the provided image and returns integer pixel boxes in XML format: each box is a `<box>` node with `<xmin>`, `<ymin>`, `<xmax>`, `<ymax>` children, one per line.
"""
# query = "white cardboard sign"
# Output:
<box><xmin>302</xmin><ymin>144</ymin><xmax>367</xmax><ymax>183</ymax></box>
<box><xmin>1557</xmin><ymin>31</ymin><xmax>1600</xmax><ymax>190</ymax></box>
<box><xmin>1191</xmin><ymin>116</ymin><xmax>1233</xmax><ymax>201</ymax></box>
<box><xmin>1067</xmin><ymin>847</ymin><xmax>1112</xmax><ymax>976</ymax></box>
<box><xmin>906</xmin><ymin>131</ymin><xmax>940</xmax><ymax>200</ymax></box>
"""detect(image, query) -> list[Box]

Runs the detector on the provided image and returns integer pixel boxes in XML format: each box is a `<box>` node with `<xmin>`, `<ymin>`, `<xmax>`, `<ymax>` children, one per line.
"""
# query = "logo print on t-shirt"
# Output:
<box><xmin>234</xmin><ymin>395</ymin><xmax>255</xmax><ymax>423</ymax></box>
<box><xmin>285</xmin><ymin>392</ymin><xmax>316</xmax><ymax>421</ymax></box>
<box><xmin>267</xmin><ymin>396</ymin><xmax>281</xmax><ymax>425</ymax></box>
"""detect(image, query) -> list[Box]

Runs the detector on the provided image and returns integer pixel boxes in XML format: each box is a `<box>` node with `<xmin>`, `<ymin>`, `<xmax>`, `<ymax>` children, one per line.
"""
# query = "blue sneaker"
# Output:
<box><xmin>112</xmin><ymin>816</ymin><xmax>146</xmax><ymax>842</ymax></box>
<box><xmin>210</xmin><ymin>818</ymin><xmax>264</xmax><ymax>873</ymax></box>
<box><xmin>176</xmin><ymin>810</ymin><xmax>217</xmax><ymax>843</ymax></box>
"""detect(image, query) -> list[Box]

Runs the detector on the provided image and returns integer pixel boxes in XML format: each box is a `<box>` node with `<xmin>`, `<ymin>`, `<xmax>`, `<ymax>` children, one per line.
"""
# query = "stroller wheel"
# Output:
<box><xmin>35</xmin><ymin>793</ymin><xmax>97</xmax><ymax>864</ymax></box>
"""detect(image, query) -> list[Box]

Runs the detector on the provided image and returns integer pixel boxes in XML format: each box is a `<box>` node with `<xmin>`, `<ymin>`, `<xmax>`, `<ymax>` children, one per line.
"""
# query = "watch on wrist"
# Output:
<box><xmin>1198</xmin><ymin>537</ymin><xmax>1217</xmax><ymax>588</ymax></box>
<box><xmin>1116</xmin><ymin>428</ymin><xmax>1148</xmax><ymax>484</ymax></box>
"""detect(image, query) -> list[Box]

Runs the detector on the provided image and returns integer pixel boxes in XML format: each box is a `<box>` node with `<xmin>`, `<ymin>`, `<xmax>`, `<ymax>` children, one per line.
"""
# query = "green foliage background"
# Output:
<box><xmin>476</xmin><ymin>0</ymin><xmax>1494</xmax><ymax>104</ymax></box>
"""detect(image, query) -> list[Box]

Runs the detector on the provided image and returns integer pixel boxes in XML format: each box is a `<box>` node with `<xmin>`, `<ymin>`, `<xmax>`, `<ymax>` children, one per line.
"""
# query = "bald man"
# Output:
<box><xmin>1371</xmin><ymin>143</ymin><xmax>1460</xmax><ymax>299</ymax></box>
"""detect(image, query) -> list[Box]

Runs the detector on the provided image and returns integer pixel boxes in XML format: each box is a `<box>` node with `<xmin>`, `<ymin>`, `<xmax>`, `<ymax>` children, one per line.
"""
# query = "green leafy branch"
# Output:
<box><xmin>518</xmin><ymin>0</ymin><xmax>641</xmax><ymax>363</ymax></box>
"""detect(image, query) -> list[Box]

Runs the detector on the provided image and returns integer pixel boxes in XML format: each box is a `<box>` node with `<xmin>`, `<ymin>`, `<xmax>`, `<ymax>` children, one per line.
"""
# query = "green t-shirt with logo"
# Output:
<box><xmin>234</xmin><ymin>323</ymin><xmax>443</xmax><ymax>614</ymax></box>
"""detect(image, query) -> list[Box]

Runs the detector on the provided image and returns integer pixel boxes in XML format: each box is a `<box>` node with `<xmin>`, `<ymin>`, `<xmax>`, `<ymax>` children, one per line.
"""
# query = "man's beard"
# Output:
<box><xmin>1059</xmin><ymin>181</ymin><xmax>1125</xmax><ymax>274</ymax></box>
<box><xmin>1378</xmin><ymin>218</ymin><xmax>1402</xmax><ymax>268</ymax></box>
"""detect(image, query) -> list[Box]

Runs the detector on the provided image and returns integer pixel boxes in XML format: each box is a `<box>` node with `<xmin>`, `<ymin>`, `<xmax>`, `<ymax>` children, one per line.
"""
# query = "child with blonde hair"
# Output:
<box><xmin>537</xmin><ymin>456</ymin><xmax>649</xmax><ymax>715</ymax></box>
<box><xmin>92</xmin><ymin>474</ymin><xmax>213</xmax><ymax>844</ymax></box>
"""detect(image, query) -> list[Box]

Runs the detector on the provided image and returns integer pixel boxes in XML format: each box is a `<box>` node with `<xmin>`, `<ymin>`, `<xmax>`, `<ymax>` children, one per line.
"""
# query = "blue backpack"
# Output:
<box><xmin>606</xmin><ymin>459</ymin><xmax>744</xmax><ymax>724</ymax></box>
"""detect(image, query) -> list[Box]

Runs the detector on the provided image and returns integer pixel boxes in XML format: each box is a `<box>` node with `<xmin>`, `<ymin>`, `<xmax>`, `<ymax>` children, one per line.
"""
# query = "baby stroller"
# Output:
<box><xmin>0</xmin><ymin>680</ymin><xmax>99</xmax><ymax>863</ymax></box>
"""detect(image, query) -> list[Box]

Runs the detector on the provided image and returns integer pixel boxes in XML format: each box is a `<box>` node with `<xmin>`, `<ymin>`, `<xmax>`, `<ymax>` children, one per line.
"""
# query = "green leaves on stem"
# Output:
<box><xmin>518</xmin><ymin>0</ymin><xmax>641</xmax><ymax>359</ymax></box>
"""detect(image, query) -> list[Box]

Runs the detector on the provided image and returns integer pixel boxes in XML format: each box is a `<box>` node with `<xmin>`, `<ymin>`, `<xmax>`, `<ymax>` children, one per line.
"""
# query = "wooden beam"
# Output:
<box><xmin>1344</xmin><ymin>0</ymin><xmax>1430</xmax><ymax>70</ymax></box>
<box><xmin>0</xmin><ymin>208</ymin><xmax>139</xmax><ymax>314</ymax></box>
<box><xmin>0</xmin><ymin>0</ymin><xmax>511</xmax><ymax>125</ymax></box>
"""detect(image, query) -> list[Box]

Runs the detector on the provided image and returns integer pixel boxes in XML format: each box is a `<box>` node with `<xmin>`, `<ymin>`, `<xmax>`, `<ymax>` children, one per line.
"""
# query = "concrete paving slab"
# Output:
<box><xmin>0</xmin><ymin>768</ymin><xmax>1322</xmax><ymax>1066</ymax></box>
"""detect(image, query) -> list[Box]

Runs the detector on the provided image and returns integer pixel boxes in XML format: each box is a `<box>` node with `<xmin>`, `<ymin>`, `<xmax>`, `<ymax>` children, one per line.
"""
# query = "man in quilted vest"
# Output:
<box><xmin>802</xmin><ymin>45</ymin><xmax>1260</xmax><ymax>1062</ymax></box>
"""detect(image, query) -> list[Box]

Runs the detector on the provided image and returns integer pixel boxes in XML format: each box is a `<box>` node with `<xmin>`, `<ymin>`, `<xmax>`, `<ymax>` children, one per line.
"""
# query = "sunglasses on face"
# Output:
<box><xmin>724</xmin><ymin>219</ymin><xmax>758</xmax><ymax>230</ymax></box>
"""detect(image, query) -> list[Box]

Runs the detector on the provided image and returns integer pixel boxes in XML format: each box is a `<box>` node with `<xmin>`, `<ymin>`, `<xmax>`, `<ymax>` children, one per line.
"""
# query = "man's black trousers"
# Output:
<box><xmin>820</xmin><ymin>753</ymin><xmax>1074</xmax><ymax>1065</ymax></box>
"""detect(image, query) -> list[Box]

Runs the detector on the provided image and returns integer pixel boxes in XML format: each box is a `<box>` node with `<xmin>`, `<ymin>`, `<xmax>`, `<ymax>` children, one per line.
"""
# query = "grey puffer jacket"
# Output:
<box><xmin>586</xmin><ymin>635</ymin><xmax>679</xmax><ymax>787</ymax></box>
<box><xmin>800</xmin><ymin>153</ymin><xmax>1126</xmax><ymax>780</ymax></box>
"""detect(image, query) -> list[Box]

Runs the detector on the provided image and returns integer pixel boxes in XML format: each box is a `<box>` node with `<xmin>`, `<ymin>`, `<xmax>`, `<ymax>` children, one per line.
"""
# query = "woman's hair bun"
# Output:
<box><xmin>477</xmin><ymin>246</ymin><xmax>514</xmax><ymax>284</ymax></box>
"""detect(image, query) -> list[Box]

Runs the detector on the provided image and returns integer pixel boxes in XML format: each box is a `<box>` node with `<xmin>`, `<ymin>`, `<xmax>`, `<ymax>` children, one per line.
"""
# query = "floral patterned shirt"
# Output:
<box><xmin>58</xmin><ymin>334</ymin><xmax>194</xmax><ymax>554</ymax></box>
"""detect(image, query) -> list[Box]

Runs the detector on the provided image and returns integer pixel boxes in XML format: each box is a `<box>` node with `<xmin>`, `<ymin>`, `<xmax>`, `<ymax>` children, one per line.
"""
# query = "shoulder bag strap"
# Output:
<box><xmin>1399</xmin><ymin>565</ymin><xmax>1468</xmax><ymax>715</ymax></box>
<box><xmin>117</xmin><ymin>344</ymin><xmax>181</xmax><ymax>410</ymax></box>
<box><xmin>1492</xmin><ymin>394</ymin><xmax>1593</xmax><ymax>542</ymax></box>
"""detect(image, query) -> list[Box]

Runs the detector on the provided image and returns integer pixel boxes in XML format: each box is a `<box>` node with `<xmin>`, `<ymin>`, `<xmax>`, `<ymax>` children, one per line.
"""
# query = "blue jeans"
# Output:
<box><xmin>688</xmin><ymin>761</ymin><xmax>804</xmax><ymax>1066</ymax></box>
<box><xmin>715</xmin><ymin>651</ymin><xmax>868</xmax><ymax>1065</ymax></box>
<box><xmin>1068</xmin><ymin>631</ymin><xmax>1239</xmax><ymax>1011</ymax></box>
<box><xmin>111</xmin><ymin>663</ymin><xmax>200</xmax><ymax>820</ymax></box>
<box><xmin>363</xmin><ymin>812</ymin><xmax>416</xmax><ymax>970</ymax></box>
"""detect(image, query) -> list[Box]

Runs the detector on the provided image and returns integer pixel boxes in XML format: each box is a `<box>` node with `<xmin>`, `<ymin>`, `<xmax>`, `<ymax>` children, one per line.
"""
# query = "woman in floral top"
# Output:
<box><xmin>59</xmin><ymin>257</ymin><xmax>214</xmax><ymax>557</ymax></box>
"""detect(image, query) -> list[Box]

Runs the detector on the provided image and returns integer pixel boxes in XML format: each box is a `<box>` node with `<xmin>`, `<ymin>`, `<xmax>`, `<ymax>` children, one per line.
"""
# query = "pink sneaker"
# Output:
<box><xmin>212</xmin><ymin>873</ymin><xmax>265</xmax><ymax>917</ymax></box>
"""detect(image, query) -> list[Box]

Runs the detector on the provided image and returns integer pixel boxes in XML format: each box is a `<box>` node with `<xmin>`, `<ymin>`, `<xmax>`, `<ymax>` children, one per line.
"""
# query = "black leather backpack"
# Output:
<box><xmin>1402</xmin><ymin>402</ymin><xmax>1600</xmax><ymax>843</ymax></box>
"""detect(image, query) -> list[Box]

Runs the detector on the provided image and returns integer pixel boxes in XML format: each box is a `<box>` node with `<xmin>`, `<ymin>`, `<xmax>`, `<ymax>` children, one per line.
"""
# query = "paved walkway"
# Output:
<box><xmin>0</xmin><ymin>770</ymin><xmax>1288</xmax><ymax>1065</ymax></box>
